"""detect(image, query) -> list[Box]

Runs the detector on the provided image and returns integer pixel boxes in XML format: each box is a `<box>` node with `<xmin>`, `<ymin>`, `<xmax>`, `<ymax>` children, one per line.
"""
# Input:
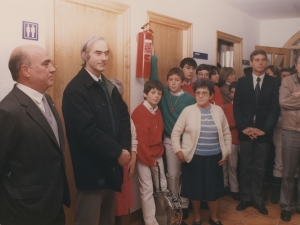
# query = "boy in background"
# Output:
<box><xmin>150</xmin><ymin>55</ymin><xmax>196</xmax><ymax>221</ymax></box>
<box><xmin>180</xmin><ymin>57</ymin><xmax>197</xmax><ymax>96</ymax></box>
<box><xmin>132</xmin><ymin>80</ymin><xmax>167</xmax><ymax>225</ymax></box>
<box><xmin>223</xmin><ymin>81</ymin><xmax>240</xmax><ymax>200</ymax></box>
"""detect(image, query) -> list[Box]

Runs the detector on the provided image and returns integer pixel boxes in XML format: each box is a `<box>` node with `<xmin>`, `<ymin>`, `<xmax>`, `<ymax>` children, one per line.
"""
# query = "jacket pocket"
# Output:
<box><xmin>12</xmin><ymin>185</ymin><xmax>44</xmax><ymax>199</ymax></box>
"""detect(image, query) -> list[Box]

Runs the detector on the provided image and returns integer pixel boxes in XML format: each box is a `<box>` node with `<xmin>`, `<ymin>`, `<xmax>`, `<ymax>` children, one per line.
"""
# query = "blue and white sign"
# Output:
<box><xmin>23</xmin><ymin>21</ymin><xmax>38</xmax><ymax>41</ymax></box>
<box><xmin>193</xmin><ymin>52</ymin><xmax>208</xmax><ymax>60</ymax></box>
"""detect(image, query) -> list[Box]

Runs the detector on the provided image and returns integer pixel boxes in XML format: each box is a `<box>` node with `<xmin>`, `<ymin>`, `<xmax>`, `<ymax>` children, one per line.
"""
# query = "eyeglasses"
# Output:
<box><xmin>195</xmin><ymin>91</ymin><xmax>210</xmax><ymax>97</ymax></box>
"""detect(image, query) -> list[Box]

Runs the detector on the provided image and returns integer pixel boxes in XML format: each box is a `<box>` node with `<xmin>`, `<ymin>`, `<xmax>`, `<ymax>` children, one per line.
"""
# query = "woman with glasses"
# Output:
<box><xmin>171</xmin><ymin>79</ymin><xmax>232</xmax><ymax>225</ymax></box>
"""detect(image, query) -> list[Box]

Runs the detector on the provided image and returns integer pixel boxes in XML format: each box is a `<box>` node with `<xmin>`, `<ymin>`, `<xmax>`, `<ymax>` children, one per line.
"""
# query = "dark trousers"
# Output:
<box><xmin>0</xmin><ymin>207</ymin><xmax>65</xmax><ymax>225</ymax></box>
<box><xmin>239</xmin><ymin>140</ymin><xmax>270</xmax><ymax>204</ymax></box>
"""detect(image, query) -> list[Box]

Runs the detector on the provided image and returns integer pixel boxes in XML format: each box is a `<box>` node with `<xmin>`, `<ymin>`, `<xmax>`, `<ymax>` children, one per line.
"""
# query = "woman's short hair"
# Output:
<box><xmin>266</xmin><ymin>65</ymin><xmax>281</xmax><ymax>78</ymax></box>
<box><xmin>193</xmin><ymin>79</ymin><xmax>215</xmax><ymax>96</ymax></box>
<box><xmin>220</xmin><ymin>67</ymin><xmax>235</xmax><ymax>80</ymax></box>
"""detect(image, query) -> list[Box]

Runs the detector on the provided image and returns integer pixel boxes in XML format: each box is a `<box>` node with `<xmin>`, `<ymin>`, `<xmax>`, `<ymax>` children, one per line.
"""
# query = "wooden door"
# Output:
<box><xmin>47</xmin><ymin>1</ymin><xmax>130</xmax><ymax>224</ymax></box>
<box><xmin>255</xmin><ymin>45</ymin><xmax>290</xmax><ymax>68</ymax></box>
<box><xmin>148</xmin><ymin>11</ymin><xmax>192</xmax><ymax>83</ymax></box>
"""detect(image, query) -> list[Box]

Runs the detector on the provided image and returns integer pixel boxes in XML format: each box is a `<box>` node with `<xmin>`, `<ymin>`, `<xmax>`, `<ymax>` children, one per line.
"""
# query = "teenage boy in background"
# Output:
<box><xmin>132</xmin><ymin>80</ymin><xmax>167</xmax><ymax>225</ymax></box>
<box><xmin>180</xmin><ymin>57</ymin><xmax>197</xmax><ymax>96</ymax></box>
<box><xmin>150</xmin><ymin>55</ymin><xmax>196</xmax><ymax>221</ymax></box>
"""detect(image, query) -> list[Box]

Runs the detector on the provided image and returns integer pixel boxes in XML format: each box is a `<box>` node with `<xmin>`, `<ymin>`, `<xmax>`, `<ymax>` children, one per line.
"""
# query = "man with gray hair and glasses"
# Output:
<box><xmin>62</xmin><ymin>36</ymin><xmax>131</xmax><ymax>225</ymax></box>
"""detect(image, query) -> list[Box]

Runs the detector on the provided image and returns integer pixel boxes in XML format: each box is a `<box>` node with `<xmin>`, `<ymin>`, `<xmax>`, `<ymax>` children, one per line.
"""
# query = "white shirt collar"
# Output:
<box><xmin>143</xmin><ymin>100</ymin><xmax>158</xmax><ymax>114</ymax></box>
<box><xmin>171</xmin><ymin>89</ymin><xmax>184</xmax><ymax>96</ymax></box>
<box><xmin>252</xmin><ymin>73</ymin><xmax>265</xmax><ymax>89</ymax></box>
<box><xmin>85</xmin><ymin>68</ymin><xmax>102</xmax><ymax>81</ymax></box>
<box><xmin>16</xmin><ymin>83</ymin><xmax>44</xmax><ymax>104</ymax></box>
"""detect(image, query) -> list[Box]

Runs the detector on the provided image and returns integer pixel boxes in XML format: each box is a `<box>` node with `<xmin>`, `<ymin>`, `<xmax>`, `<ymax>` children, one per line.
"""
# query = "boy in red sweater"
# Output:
<box><xmin>180</xmin><ymin>57</ymin><xmax>197</xmax><ymax>96</ymax></box>
<box><xmin>131</xmin><ymin>80</ymin><xmax>168</xmax><ymax>225</ymax></box>
<box><xmin>223</xmin><ymin>81</ymin><xmax>240</xmax><ymax>200</ymax></box>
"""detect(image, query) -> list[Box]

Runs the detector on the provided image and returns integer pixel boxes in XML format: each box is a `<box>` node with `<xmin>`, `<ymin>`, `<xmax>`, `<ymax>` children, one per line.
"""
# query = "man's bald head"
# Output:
<box><xmin>8</xmin><ymin>45</ymin><xmax>43</xmax><ymax>81</ymax></box>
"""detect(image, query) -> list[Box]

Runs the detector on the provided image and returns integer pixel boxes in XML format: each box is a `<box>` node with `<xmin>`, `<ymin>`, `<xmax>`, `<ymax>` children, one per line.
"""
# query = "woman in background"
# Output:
<box><xmin>109</xmin><ymin>78</ymin><xmax>136</xmax><ymax>217</ymax></box>
<box><xmin>219</xmin><ymin>67</ymin><xmax>236</xmax><ymax>104</ymax></box>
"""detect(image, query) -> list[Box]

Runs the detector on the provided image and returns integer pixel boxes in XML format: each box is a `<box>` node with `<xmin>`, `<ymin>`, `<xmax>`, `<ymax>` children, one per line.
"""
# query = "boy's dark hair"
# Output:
<box><xmin>179</xmin><ymin>57</ymin><xmax>197</xmax><ymax>69</ymax></box>
<box><xmin>196</xmin><ymin>64</ymin><xmax>211</xmax><ymax>74</ymax></box>
<box><xmin>281</xmin><ymin>68</ymin><xmax>291</xmax><ymax>73</ymax></box>
<box><xmin>193</xmin><ymin>78</ymin><xmax>215</xmax><ymax>96</ymax></box>
<box><xmin>229</xmin><ymin>81</ymin><xmax>237</xmax><ymax>92</ymax></box>
<box><xmin>143</xmin><ymin>80</ymin><xmax>164</xmax><ymax>96</ymax></box>
<box><xmin>243</xmin><ymin>66</ymin><xmax>252</xmax><ymax>77</ymax></box>
<box><xmin>209</xmin><ymin>65</ymin><xmax>219</xmax><ymax>79</ymax></box>
<box><xmin>291</xmin><ymin>65</ymin><xmax>297</xmax><ymax>74</ymax></box>
<box><xmin>167</xmin><ymin>67</ymin><xmax>185</xmax><ymax>81</ymax></box>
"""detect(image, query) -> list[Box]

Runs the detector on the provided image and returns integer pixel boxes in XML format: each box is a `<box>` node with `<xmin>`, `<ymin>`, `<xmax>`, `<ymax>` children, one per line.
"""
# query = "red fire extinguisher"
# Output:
<box><xmin>136</xmin><ymin>23</ymin><xmax>154</xmax><ymax>78</ymax></box>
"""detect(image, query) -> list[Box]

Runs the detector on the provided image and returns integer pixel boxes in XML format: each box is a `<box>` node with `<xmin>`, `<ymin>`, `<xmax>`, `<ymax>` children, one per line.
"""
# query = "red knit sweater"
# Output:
<box><xmin>131</xmin><ymin>103</ymin><xmax>164</xmax><ymax>166</ymax></box>
<box><xmin>182</xmin><ymin>81</ymin><xmax>195</xmax><ymax>97</ymax></box>
<box><xmin>211</xmin><ymin>85</ymin><xmax>225</xmax><ymax>108</ymax></box>
<box><xmin>223</xmin><ymin>102</ymin><xmax>240</xmax><ymax>145</ymax></box>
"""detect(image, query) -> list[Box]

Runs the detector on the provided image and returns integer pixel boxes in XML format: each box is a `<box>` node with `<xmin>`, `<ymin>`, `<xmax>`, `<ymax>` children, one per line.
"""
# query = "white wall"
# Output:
<box><xmin>0</xmin><ymin>0</ymin><xmax>47</xmax><ymax>100</ymax></box>
<box><xmin>260</xmin><ymin>18</ymin><xmax>300</xmax><ymax>47</ymax></box>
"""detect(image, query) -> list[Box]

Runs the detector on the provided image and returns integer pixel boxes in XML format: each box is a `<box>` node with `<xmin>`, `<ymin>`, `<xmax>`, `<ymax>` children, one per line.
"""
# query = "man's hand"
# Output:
<box><xmin>253</xmin><ymin>128</ymin><xmax>265</xmax><ymax>137</ymax></box>
<box><xmin>151</xmin><ymin>160</ymin><xmax>158</xmax><ymax>167</ymax></box>
<box><xmin>292</xmin><ymin>92</ymin><xmax>300</xmax><ymax>98</ymax></box>
<box><xmin>243</xmin><ymin>127</ymin><xmax>256</xmax><ymax>140</ymax></box>
<box><xmin>127</xmin><ymin>152</ymin><xmax>136</xmax><ymax>179</ymax></box>
<box><xmin>117</xmin><ymin>149</ymin><xmax>130</xmax><ymax>166</ymax></box>
<box><xmin>176</xmin><ymin>151</ymin><xmax>185</xmax><ymax>162</ymax></box>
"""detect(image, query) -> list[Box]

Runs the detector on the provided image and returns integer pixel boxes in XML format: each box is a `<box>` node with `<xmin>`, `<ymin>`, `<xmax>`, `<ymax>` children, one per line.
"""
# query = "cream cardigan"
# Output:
<box><xmin>171</xmin><ymin>103</ymin><xmax>232</xmax><ymax>163</ymax></box>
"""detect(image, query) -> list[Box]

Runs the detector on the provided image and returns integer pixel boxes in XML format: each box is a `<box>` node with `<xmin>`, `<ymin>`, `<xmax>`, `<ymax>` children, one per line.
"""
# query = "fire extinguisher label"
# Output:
<box><xmin>143</xmin><ymin>39</ymin><xmax>152</xmax><ymax>62</ymax></box>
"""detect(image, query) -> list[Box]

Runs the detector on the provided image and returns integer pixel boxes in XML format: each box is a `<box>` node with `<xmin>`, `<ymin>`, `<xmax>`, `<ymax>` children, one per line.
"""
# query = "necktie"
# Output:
<box><xmin>42</xmin><ymin>94</ymin><xmax>60</xmax><ymax>145</ymax></box>
<box><xmin>255</xmin><ymin>77</ymin><xmax>261</xmax><ymax>104</ymax></box>
<box><xmin>97</xmin><ymin>79</ymin><xmax>117</xmax><ymax>139</ymax></box>
<box><xmin>42</xmin><ymin>94</ymin><xmax>52</xmax><ymax>123</ymax></box>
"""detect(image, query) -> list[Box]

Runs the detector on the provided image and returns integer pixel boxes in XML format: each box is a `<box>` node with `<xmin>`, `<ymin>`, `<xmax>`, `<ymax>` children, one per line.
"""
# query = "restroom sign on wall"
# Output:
<box><xmin>23</xmin><ymin>21</ymin><xmax>38</xmax><ymax>41</ymax></box>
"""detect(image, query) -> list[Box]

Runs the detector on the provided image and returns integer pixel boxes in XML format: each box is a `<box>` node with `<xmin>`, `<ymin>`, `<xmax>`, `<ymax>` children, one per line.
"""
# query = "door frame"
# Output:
<box><xmin>46</xmin><ymin>0</ymin><xmax>130</xmax><ymax>107</ymax></box>
<box><xmin>216</xmin><ymin>31</ymin><xmax>243</xmax><ymax>78</ymax></box>
<box><xmin>147</xmin><ymin>11</ymin><xmax>193</xmax><ymax>58</ymax></box>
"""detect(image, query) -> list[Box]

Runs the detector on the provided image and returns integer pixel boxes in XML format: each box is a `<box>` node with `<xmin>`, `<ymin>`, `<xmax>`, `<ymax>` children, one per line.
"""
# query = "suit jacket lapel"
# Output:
<box><xmin>12</xmin><ymin>87</ymin><xmax>61</xmax><ymax>151</ymax></box>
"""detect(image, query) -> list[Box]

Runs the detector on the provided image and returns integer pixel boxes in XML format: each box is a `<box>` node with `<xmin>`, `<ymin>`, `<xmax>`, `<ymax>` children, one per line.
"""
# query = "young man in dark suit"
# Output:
<box><xmin>62</xmin><ymin>36</ymin><xmax>131</xmax><ymax>225</ymax></box>
<box><xmin>233</xmin><ymin>49</ymin><xmax>280</xmax><ymax>215</ymax></box>
<box><xmin>0</xmin><ymin>45</ymin><xmax>70</xmax><ymax>225</ymax></box>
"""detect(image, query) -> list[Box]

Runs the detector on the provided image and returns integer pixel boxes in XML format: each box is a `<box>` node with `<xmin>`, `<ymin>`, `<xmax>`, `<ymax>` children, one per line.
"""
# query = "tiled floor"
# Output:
<box><xmin>183</xmin><ymin>195</ymin><xmax>300</xmax><ymax>225</ymax></box>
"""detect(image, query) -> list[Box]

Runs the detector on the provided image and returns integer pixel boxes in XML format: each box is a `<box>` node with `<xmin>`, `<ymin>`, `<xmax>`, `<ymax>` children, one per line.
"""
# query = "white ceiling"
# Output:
<box><xmin>218</xmin><ymin>0</ymin><xmax>300</xmax><ymax>20</ymax></box>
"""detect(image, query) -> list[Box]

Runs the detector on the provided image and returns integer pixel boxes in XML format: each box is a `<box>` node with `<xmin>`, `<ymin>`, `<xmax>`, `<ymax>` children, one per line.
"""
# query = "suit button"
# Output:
<box><xmin>112</xmin><ymin>168</ymin><xmax>115</xmax><ymax>171</ymax></box>
<box><xmin>103</xmin><ymin>103</ymin><xmax>105</xmax><ymax>106</ymax></box>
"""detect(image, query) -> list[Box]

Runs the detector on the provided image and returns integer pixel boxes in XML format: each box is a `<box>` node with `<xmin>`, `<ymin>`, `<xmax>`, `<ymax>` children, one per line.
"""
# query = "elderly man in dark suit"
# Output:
<box><xmin>0</xmin><ymin>45</ymin><xmax>70</xmax><ymax>225</ymax></box>
<box><xmin>233</xmin><ymin>49</ymin><xmax>280</xmax><ymax>215</ymax></box>
<box><xmin>62</xmin><ymin>36</ymin><xmax>131</xmax><ymax>225</ymax></box>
